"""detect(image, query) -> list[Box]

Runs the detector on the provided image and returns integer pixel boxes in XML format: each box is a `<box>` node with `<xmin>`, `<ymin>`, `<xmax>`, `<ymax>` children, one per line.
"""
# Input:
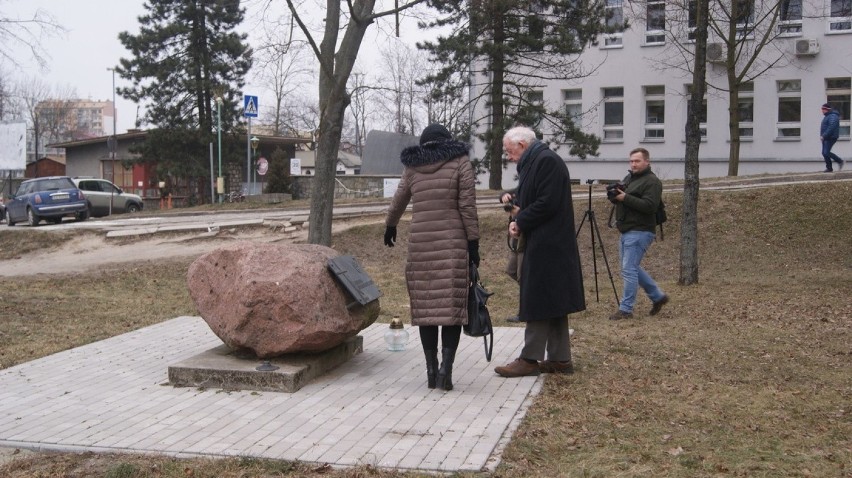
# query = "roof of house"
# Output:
<box><xmin>360</xmin><ymin>130</ymin><xmax>418</xmax><ymax>175</ymax></box>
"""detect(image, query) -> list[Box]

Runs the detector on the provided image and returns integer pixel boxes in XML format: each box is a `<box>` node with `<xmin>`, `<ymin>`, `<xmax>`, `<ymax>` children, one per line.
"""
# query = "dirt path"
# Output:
<box><xmin>0</xmin><ymin>217</ymin><xmax>384</xmax><ymax>277</ymax></box>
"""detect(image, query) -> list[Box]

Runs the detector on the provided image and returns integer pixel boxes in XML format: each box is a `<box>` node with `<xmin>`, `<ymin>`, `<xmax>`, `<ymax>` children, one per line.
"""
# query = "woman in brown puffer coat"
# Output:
<box><xmin>384</xmin><ymin>123</ymin><xmax>480</xmax><ymax>391</ymax></box>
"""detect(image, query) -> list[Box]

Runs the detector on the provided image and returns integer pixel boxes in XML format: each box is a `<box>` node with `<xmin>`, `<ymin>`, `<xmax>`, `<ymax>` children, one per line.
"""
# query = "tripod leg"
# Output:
<box><xmin>575</xmin><ymin>213</ymin><xmax>588</xmax><ymax>240</ymax></box>
<box><xmin>590</xmin><ymin>212</ymin><xmax>621</xmax><ymax>307</ymax></box>
<box><xmin>589</xmin><ymin>212</ymin><xmax>600</xmax><ymax>303</ymax></box>
<box><xmin>577</xmin><ymin>210</ymin><xmax>602</xmax><ymax>302</ymax></box>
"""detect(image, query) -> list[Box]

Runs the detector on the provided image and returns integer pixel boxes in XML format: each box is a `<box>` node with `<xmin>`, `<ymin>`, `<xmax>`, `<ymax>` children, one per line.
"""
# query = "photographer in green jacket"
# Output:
<box><xmin>608</xmin><ymin>147</ymin><xmax>669</xmax><ymax>320</ymax></box>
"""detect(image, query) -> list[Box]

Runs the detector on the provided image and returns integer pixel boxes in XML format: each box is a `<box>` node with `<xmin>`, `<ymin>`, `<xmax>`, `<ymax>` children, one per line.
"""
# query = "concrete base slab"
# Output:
<box><xmin>168</xmin><ymin>336</ymin><xmax>363</xmax><ymax>393</ymax></box>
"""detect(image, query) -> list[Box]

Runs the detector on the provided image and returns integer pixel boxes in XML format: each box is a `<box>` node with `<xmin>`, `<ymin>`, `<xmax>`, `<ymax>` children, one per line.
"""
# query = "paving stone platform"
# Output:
<box><xmin>0</xmin><ymin>317</ymin><xmax>541</xmax><ymax>473</ymax></box>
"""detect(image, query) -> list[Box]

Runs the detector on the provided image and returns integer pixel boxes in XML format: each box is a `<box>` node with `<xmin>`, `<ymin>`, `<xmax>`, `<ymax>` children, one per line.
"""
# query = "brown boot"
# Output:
<box><xmin>495</xmin><ymin>358</ymin><xmax>540</xmax><ymax>378</ymax></box>
<box><xmin>539</xmin><ymin>360</ymin><xmax>574</xmax><ymax>374</ymax></box>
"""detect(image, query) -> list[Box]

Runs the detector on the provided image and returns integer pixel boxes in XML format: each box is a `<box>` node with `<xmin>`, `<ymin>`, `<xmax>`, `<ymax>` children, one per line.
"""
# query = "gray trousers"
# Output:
<box><xmin>520</xmin><ymin>316</ymin><xmax>572</xmax><ymax>362</ymax></box>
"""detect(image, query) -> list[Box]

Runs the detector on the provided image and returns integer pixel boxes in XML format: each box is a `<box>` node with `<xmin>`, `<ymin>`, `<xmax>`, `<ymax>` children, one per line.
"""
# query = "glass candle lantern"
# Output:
<box><xmin>384</xmin><ymin>317</ymin><xmax>409</xmax><ymax>351</ymax></box>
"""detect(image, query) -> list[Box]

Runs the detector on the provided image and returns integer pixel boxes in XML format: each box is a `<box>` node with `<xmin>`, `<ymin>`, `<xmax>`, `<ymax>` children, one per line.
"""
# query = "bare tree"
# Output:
<box><xmin>0</xmin><ymin>6</ymin><xmax>65</xmax><ymax>69</ymax></box>
<box><xmin>11</xmin><ymin>78</ymin><xmax>76</xmax><ymax>172</ymax></box>
<box><xmin>347</xmin><ymin>71</ymin><xmax>371</xmax><ymax>153</ymax></box>
<box><xmin>376</xmin><ymin>41</ymin><xmax>427</xmax><ymax>135</ymax></box>
<box><xmin>282</xmin><ymin>0</ymin><xmax>428</xmax><ymax>246</ymax></box>
<box><xmin>252</xmin><ymin>15</ymin><xmax>314</xmax><ymax>135</ymax></box>
<box><xmin>277</xmin><ymin>95</ymin><xmax>321</xmax><ymax>137</ymax></box>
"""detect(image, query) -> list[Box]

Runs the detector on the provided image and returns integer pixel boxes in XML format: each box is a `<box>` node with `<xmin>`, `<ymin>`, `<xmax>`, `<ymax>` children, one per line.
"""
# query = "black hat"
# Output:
<box><xmin>821</xmin><ymin>103</ymin><xmax>831</xmax><ymax>109</ymax></box>
<box><xmin>419</xmin><ymin>123</ymin><xmax>452</xmax><ymax>145</ymax></box>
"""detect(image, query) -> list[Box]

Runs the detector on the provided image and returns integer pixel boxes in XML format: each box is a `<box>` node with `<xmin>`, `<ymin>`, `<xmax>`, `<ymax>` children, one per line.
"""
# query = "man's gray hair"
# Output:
<box><xmin>503</xmin><ymin>126</ymin><xmax>537</xmax><ymax>145</ymax></box>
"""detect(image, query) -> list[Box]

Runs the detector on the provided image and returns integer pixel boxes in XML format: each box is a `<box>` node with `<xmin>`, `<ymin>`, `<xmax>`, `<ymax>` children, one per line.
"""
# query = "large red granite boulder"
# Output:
<box><xmin>187</xmin><ymin>242</ymin><xmax>379</xmax><ymax>358</ymax></box>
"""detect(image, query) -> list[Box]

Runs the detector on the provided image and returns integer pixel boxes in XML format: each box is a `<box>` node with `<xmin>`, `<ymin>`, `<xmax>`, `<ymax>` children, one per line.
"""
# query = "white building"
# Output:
<box><xmin>471</xmin><ymin>0</ymin><xmax>851</xmax><ymax>187</ymax></box>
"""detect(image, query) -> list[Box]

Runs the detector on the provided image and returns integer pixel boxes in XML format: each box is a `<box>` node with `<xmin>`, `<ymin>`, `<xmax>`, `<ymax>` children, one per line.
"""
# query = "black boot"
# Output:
<box><xmin>425</xmin><ymin>349</ymin><xmax>438</xmax><ymax>389</ymax></box>
<box><xmin>436</xmin><ymin>347</ymin><xmax>457</xmax><ymax>391</ymax></box>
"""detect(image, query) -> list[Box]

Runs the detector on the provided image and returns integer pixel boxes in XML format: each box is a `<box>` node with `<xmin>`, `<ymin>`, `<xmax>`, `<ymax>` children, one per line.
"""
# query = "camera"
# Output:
<box><xmin>503</xmin><ymin>203</ymin><xmax>515</xmax><ymax>212</ymax></box>
<box><xmin>606</xmin><ymin>182</ymin><xmax>625</xmax><ymax>202</ymax></box>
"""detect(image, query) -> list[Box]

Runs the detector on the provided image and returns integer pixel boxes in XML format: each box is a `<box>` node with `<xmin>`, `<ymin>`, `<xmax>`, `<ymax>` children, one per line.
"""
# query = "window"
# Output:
<box><xmin>562</xmin><ymin>89</ymin><xmax>583</xmax><ymax>122</ymax></box>
<box><xmin>687</xmin><ymin>0</ymin><xmax>698</xmax><ymax>40</ymax></box>
<box><xmin>685</xmin><ymin>84</ymin><xmax>707</xmax><ymax>139</ymax></box>
<box><xmin>603</xmin><ymin>0</ymin><xmax>623</xmax><ymax>47</ymax></box>
<box><xmin>829</xmin><ymin>0</ymin><xmax>852</xmax><ymax>31</ymax></box>
<box><xmin>778</xmin><ymin>0</ymin><xmax>803</xmax><ymax>35</ymax></box>
<box><xmin>603</xmin><ymin>87</ymin><xmax>624</xmax><ymax>141</ymax></box>
<box><xmin>738</xmin><ymin>82</ymin><xmax>755</xmax><ymax>139</ymax></box>
<box><xmin>643</xmin><ymin>86</ymin><xmax>665</xmax><ymax>140</ymax></box>
<box><xmin>776</xmin><ymin>80</ymin><xmax>801</xmax><ymax>139</ymax></box>
<box><xmin>735</xmin><ymin>0</ymin><xmax>755</xmax><ymax>38</ymax></box>
<box><xmin>826</xmin><ymin>77</ymin><xmax>851</xmax><ymax>138</ymax></box>
<box><xmin>645</xmin><ymin>0</ymin><xmax>665</xmax><ymax>45</ymax></box>
<box><xmin>103</xmin><ymin>161</ymin><xmax>133</xmax><ymax>189</ymax></box>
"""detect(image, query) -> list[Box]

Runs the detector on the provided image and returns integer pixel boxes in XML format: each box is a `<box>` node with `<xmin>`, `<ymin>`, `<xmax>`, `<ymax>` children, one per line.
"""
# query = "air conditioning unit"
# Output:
<box><xmin>706</xmin><ymin>42</ymin><xmax>726</xmax><ymax>63</ymax></box>
<box><xmin>795</xmin><ymin>38</ymin><xmax>820</xmax><ymax>56</ymax></box>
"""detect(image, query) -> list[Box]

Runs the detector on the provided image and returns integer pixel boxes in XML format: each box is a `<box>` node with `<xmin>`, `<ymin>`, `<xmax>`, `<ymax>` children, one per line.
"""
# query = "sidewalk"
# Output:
<box><xmin>0</xmin><ymin>317</ymin><xmax>539</xmax><ymax>473</ymax></box>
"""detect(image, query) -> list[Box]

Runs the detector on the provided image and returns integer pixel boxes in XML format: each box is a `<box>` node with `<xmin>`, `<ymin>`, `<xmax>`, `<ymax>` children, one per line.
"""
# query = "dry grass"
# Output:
<box><xmin>1</xmin><ymin>181</ymin><xmax>850</xmax><ymax>477</ymax></box>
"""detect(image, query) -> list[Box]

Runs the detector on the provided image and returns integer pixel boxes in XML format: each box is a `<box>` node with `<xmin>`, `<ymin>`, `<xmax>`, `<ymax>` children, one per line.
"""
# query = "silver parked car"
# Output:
<box><xmin>72</xmin><ymin>178</ymin><xmax>144</xmax><ymax>217</ymax></box>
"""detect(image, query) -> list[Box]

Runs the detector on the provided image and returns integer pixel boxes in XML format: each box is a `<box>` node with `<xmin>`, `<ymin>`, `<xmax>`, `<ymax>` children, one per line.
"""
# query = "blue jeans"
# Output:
<box><xmin>619</xmin><ymin>230</ymin><xmax>665</xmax><ymax>313</ymax></box>
<box><xmin>822</xmin><ymin>138</ymin><xmax>843</xmax><ymax>170</ymax></box>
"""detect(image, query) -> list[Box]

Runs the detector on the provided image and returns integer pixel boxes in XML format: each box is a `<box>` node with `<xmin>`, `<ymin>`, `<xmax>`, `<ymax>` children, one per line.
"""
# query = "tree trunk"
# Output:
<box><xmin>306</xmin><ymin>0</ymin><xmax>374</xmax><ymax>246</ymax></box>
<box><xmin>727</xmin><ymin>72</ymin><xmax>741</xmax><ymax>177</ymax></box>
<box><xmin>487</xmin><ymin>10</ymin><xmax>505</xmax><ymax>191</ymax></box>
<box><xmin>680</xmin><ymin>0</ymin><xmax>709</xmax><ymax>286</ymax></box>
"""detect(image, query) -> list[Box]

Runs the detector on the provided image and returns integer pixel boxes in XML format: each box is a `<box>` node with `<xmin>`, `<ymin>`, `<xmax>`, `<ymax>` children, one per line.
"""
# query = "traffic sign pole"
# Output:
<box><xmin>246</xmin><ymin>117</ymin><xmax>251</xmax><ymax>196</ymax></box>
<box><xmin>243</xmin><ymin>95</ymin><xmax>259</xmax><ymax>196</ymax></box>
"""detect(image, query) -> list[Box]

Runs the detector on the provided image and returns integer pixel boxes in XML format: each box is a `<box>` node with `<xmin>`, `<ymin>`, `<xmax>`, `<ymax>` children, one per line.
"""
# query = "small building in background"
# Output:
<box><xmin>293</xmin><ymin>149</ymin><xmax>361</xmax><ymax>176</ymax></box>
<box><xmin>25</xmin><ymin>156</ymin><xmax>66</xmax><ymax>178</ymax></box>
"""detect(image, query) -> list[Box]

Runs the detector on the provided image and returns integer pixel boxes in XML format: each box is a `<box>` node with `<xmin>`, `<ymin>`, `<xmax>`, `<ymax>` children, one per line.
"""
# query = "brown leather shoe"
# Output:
<box><xmin>649</xmin><ymin>295</ymin><xmax>670</xmax><ymax>316</ymax></box>
<box><xmin>495</xmin><ymin>358</ymin><xmax>541</xmax><ymax>378</ymax></box>
<box><xmin>539</xmin><ymin>360</ymin><xmax>574</xmax><ymax>374</ymax></box>
<box><xmin>609</xmin><ymin>310</ymin><xmax>633</xmax><ymax>320</ymax></box>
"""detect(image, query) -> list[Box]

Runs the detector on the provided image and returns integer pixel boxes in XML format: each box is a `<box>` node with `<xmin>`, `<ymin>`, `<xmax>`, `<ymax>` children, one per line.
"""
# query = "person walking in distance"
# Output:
<box><xmin>384</xmin><ymin>123</ymin><xmax>480</xmax><ymax>391</ymax></box>
<box><xmin>494</xmin><ymin>126</ymin><xmax>585</xmax><ymax>378</ymax></box>
<box><xmin>820</xmin><ymin>102</ymin><xmax>844</xmax><ymax>172</ymax></box>
<box><xmin>608</xmin><ymin>147</ymin><xmax>669</xmax><ymax>321</ymax></box>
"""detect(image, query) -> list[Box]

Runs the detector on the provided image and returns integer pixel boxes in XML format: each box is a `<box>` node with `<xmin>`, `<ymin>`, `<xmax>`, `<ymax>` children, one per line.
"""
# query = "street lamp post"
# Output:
<box><xmin>215</xmin><ymin>96</ymin><xmax>223</xmax><ymax>203</ymax></box>
<box><xmin>250</xmin><ymin>135</ymin><xmax>259</xmax><ymax>195</ymax></box>
<box><xmin>107</xmin><ymin>67</ymin><xmax>117</xmax><ymax>215</ymax></box>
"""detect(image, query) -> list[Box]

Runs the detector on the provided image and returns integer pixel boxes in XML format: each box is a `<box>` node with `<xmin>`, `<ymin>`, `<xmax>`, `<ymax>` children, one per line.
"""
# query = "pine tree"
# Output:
<box><xmin>116</xmin><ymin>0</ymin><xmax>251</xmax><ymax>178</ymax></box>
<box><xmin>419</xmin><ymin>0</ymin><xmax>623</xmax><ymax>189</ymax></box>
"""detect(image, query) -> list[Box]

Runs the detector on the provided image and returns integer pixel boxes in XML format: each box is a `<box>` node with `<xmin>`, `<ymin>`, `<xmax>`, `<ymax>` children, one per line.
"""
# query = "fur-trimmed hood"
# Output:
<box><xmin>400</xmin><ymin>140</ymin><xmax>470</xmax><ymax>169</ymax></box>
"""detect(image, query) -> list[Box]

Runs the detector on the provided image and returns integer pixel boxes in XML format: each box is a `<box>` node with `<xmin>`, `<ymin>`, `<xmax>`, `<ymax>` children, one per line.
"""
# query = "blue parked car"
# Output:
<box><xmin>5</xmin><ymin>176</ymin><xmax>89</xmax><ymax>227</ymax></box>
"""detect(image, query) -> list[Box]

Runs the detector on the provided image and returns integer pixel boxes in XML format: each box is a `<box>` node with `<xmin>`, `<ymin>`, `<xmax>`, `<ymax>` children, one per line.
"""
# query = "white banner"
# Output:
<box><xmin>0</xmin><ymin>123</ymin><xmax>27</xmax><ymax>170</ymax></box>
<box><xmin>289</xmin><ymin>158</ymin><xmax>301</xmax><ymax>175</ymax></box>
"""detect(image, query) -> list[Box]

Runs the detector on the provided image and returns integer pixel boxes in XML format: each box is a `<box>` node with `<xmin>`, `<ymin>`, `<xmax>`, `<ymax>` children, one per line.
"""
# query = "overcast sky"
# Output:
<box><xmin>4</xmin><ymin>0</ymin><xmax>431</xmax><ymax>134</ymax></box>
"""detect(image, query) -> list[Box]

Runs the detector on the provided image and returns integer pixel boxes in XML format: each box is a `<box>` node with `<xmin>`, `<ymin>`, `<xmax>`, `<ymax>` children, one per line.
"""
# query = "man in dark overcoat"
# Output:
<box><xmin>495</xmin><ymin>126</ymin><xmax>586</xmax><ymax>378</ymax></box>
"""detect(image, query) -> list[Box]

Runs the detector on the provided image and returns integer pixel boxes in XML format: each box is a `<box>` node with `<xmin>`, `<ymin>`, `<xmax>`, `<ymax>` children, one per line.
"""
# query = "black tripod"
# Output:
<box><xmin>575</xmin><ymin>180</ymin><xmax>620</xmax><ymax>306</ymax></box>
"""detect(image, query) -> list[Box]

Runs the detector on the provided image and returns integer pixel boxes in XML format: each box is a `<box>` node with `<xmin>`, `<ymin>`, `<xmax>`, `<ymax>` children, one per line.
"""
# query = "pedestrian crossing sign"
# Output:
<box><xmin>243</xmin><ymin>95</ymin><xmax>258</xmax><ymax>118</ymax></box>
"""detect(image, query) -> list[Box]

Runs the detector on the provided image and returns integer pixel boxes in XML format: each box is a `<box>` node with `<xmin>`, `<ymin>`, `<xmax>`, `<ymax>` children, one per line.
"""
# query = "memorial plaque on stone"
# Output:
<box><xmin>327</xmin><ymin>255</ymin><xmax>382</xmax><ymax>307</ymax></box>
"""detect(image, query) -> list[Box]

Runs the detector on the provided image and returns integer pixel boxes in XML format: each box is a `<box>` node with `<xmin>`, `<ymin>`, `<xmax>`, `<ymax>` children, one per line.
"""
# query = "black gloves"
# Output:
<box><xmin>468</xmin><ymin>239</ymin><xmax>480</xmax><ymax>266</ymax></box>
<box><xmin>384</xmin><ymin>226</ymin><xmax>397</xmax><ymax>247</ymax></box>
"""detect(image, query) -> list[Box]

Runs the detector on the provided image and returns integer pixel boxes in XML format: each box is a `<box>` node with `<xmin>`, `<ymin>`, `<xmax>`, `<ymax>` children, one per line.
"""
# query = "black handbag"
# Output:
<box><xmin>465</xmin><ymin>263</ymin><xmax>494</xmax><ymax>361</ymax></box>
